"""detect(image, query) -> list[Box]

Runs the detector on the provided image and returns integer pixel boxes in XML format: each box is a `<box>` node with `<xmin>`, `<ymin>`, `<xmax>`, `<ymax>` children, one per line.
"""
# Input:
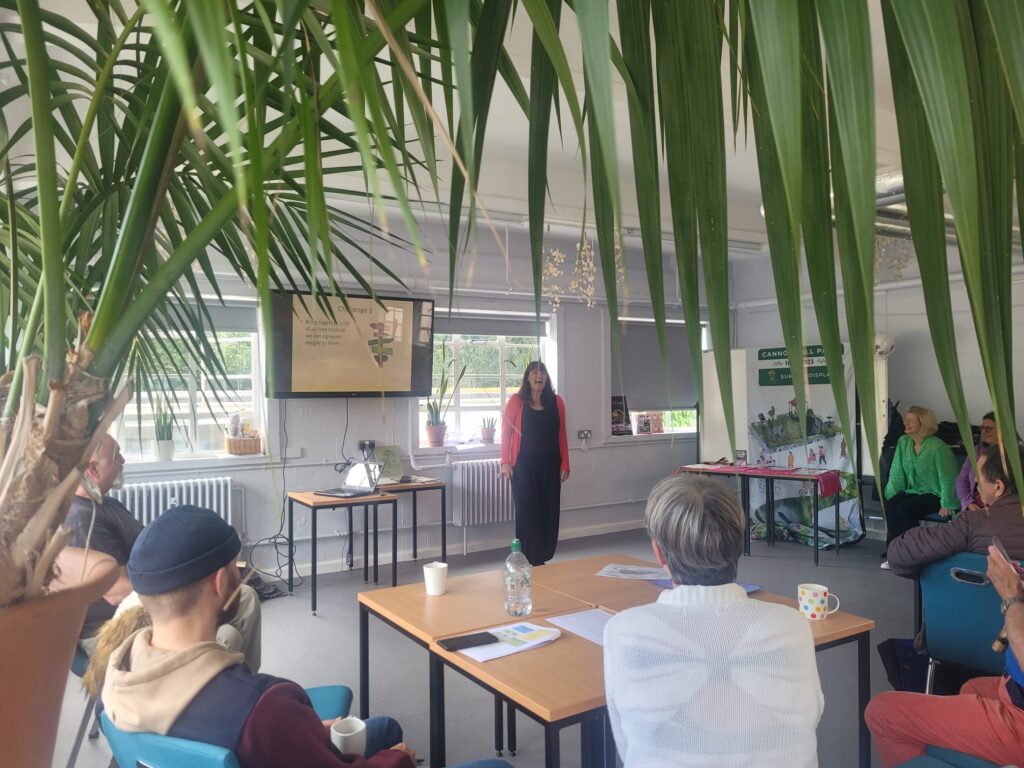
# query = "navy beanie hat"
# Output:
<box><xmin>128</xmin><ymin>505</ymin><xmax>241</xmax><ymax>595</ymax></box>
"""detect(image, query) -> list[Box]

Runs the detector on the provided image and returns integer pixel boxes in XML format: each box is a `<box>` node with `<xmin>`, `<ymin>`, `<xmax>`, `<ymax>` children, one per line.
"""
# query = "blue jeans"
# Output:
<box><xmin>363</xmin><ymin>717</ymin><xmax>511</xmax><ymax>767</ymax></box>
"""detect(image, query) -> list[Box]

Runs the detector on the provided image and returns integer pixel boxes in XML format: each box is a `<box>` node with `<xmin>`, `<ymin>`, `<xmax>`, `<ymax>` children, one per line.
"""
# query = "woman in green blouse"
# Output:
<box><xmin>881</xmin><ymin>405</ymin><xmax>960</xmax><ymax>569</ymax></box>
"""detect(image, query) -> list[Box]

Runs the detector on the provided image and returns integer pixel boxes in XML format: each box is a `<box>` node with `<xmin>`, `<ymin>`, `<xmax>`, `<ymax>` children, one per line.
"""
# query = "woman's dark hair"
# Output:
<box><xmin>517</xmin><ymin>361</ymin><xmax>556</xmax><ymax>409</ymax></box>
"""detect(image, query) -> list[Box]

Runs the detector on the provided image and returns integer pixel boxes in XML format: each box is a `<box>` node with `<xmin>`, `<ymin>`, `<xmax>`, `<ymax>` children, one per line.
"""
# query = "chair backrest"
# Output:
<box><xmin>920</xmin><ymin>552</ymin><xmax>1004</xmax><ymax>675</ymax></box>
<box><xmin>100</xmin><ymin>713</ymin><xmax>240</xmax><ymax>768</ymax></box>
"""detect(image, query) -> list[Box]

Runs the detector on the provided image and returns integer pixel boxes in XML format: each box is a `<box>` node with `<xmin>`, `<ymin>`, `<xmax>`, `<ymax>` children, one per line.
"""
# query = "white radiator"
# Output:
<box><xmin>452</xmin><ymin>459</ymin><xmax>515</xmax><ymax>527</ymax></box>
<box><xmin>110</xmin><ymin>477</ymin><xmax>235</xmax><ymax>530</ymax></box>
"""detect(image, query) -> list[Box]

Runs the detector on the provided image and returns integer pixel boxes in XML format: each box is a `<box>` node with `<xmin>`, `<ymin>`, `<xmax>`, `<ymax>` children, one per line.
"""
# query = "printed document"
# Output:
<box><xmin>458</xmin><ymin>622</ymin><xmax>560</xmax><ymax>662</ymax></box>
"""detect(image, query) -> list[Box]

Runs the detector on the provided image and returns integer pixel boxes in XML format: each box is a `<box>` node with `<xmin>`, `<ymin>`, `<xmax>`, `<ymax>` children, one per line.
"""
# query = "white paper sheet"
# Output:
<box><xmin>546</xmin><ymin>609</ymin><xmax>614</xmax><ymax>646</ymax></box>
<box><xmin>596</xmin><ymin>564</ymin><xmax>667</xmax><ymax>580</ymax></box>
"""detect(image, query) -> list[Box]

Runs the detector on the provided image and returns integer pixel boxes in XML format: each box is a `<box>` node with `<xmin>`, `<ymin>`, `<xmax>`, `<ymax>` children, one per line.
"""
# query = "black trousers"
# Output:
<box><xmin>883</xmin><ymin>491</ymin><xmax>942</xmax><ymax>546</ymax></box>
<box><xmin>511</xmin><ymin>453</ymin><xmax>561</xmax><ymax>566</ymax></box>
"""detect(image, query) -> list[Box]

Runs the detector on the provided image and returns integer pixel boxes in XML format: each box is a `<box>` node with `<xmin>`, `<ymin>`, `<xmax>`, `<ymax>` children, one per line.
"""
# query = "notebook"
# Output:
<box><xmin>315</xmin><ymin>461</ymin><xmax>384</xmax><ymax>498</ymax></box>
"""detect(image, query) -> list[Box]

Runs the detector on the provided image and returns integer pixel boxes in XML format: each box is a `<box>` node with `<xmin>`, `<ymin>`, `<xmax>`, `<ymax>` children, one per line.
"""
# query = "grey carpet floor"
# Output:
<box><xmin>54</xmin><ymin>529</ymin><xmax>912</xmax><ymax>767</ymax></box>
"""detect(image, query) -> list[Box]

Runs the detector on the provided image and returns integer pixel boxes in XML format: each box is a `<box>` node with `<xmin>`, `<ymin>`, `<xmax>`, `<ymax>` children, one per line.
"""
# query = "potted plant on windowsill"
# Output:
<box><xmin>154</xmin><ymin>400</ymin><xmax>174</xmax><ymax>461</ymax></box>
<box><xmin>480</xmin><ymin>417</ymin><xmax>497</xmax><ymax>444</ymax></box>
<box><xmin>425</xmin><ymin>344</ymin><xmax>466</xmax><ymax>448</ymax></box>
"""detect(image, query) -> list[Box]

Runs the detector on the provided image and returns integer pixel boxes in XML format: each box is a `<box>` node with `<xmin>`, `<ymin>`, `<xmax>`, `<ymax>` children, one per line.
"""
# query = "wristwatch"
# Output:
<box><xmin>1001</xmin><ymin>595</ymin><xmax>1024</xmax><ymax>615</ymax></box>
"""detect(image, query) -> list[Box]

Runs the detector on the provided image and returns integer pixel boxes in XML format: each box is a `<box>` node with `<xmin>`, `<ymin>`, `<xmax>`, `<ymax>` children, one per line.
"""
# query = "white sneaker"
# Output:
<box><xmin>880</xmin><ymin>560</ymin><xmax>891</xmax><ymax>570</ymax></box>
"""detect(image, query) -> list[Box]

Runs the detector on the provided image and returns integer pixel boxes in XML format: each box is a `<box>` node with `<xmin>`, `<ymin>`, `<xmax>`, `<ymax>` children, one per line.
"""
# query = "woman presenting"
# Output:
<box><xmin>500</xmin><ymin>361</ymin><xmax>569</xmax><ymax>565</ymax></box>
<box><xmin>881</xmin><ymin>405</ymin><xmax>960</xmax><ymax>569</ymax></box>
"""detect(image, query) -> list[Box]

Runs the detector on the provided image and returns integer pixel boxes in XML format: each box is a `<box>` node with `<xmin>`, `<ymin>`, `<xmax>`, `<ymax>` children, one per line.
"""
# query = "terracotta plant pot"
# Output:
<box><xmin>425</xmin><ymin>424</ymin><xmax>447</xmax><ymax>447</ymax></box>
<box><xmin>480</xmin><ymin>427</ymin><xmax>496</xmax><ymax>444</ymax></box>
<box><xmin>0</xmin><ymin>553</ymin><xmax>117</xmax><ymax>768</ymax></box>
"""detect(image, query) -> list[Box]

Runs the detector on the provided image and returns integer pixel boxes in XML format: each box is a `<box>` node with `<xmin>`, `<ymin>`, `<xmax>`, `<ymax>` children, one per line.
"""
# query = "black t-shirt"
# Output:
<box><xmin>519</xmin><ymin>400</ymin><xmax>560</xmax><ymax>461</ymax></box>
<box><xmin>65</xmin><ymin>494</ymin><xmax>143</xmax><ymax>638</ymax></box>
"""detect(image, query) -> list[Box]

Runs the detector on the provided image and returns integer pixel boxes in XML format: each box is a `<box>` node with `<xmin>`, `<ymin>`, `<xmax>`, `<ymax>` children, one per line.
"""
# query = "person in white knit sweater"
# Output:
<box><xmin>603</xmin><ymin>474</ymin><xmax>824</xmax><ymax>767</ymax></box>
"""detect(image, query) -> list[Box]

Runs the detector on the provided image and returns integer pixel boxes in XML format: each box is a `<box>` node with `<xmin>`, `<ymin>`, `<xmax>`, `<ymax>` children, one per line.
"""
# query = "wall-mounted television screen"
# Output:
<box><xmin>267</xmin><ymin>291</ymin><xmax>434</xmax><ymax>398</ymax></box>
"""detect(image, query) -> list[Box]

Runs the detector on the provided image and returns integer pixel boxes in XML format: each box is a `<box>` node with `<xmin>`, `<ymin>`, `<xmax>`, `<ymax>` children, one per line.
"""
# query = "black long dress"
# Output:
<box><xmin>511</xmin><ymin>402</ymin><xmax>562</xmax><ymax>565</ymax></box>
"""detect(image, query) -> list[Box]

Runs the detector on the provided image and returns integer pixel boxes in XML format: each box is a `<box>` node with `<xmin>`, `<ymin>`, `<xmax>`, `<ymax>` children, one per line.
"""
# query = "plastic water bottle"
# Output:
<box><xmin>504</xmin><ymin>539</ymin><xmax>533</xmax><ymax>617</ymax></box>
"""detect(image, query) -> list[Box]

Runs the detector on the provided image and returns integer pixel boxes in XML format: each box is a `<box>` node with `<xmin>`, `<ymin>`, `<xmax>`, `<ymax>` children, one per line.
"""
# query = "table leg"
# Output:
<box><xmin>858</xmin><ymin>632</ymin><xmax>871</xmax><ymax>768</ymax></box>
<box><xmin>604</xmin><ymin>713</ymin><xmax>616</xmax><ymax>768</ymax></box>
<box><xmin>347</xmin><ymin>507</ymin><xmax>354</xmax><ymax>569</ymax></box>
<box><xmin>544</xmin><ymin>723</ymin><xmax>560</xmax><ymax>768</ymax></box>
<box><xmin>429</xmin><ymin>653</ymin><xmax>446</xmax><ymax>768</ymax></box>
<box><xmin>359</xmin><ymin>604</ymin><xmax>369</xmax><ymax>719</ymax></box>
<box><xmin>741</xmin><ymin>476</ymin><xmax>751</xmax><ymax>555</ymax></box>
<box><xmin>835</xmin><ymin>492</ymin><xmax>842</xmax><ymax>556</ymax></box>
<box><xmin>441</xmin><ymin>485</ymin><xmax>447</xmax><ymax>563</ymax></box>
<box><xmin>311</xmin><ymin>508</ymin><xmax>318</xmax><ymax>615</ymax></box>
<box><xmin>391</xmin><ymin>500</ymin><xmax>398</xmax><ymax>587</ymax></box>
<box><xmin>507</xmin><ymin>701</ymin><xmax>516</xmax><ymax>755</ymax></box>
<box><xmin>373</xmin><ymin>503</ymin><xmax>379</xmax><ymax>585</ymax></box>
<box><xmin>767</xmin><ymin>479</ymin><xmax>776</xmax><ymax>545</ymax></box>
<box><xmin>813</xmin><ymin>486</ymin><xmax>820</xmax><ymax>566</ymax></box>
<box><xmin>363</xmin><ymin>505</ymin><xmax>369</xmax><ymax>583</ymax></box>
<box><xmin>581</xmin><ymin>718</ymin><xmax>596</xmax><ymax>767</ymax></box>
<box><xmin>287</xmin><ymin>499</ymin><xmax>294</xmax><ymax>594</ymax></box>
<box><xmin>412</xmin><ymin>490</ymin><xmax>418</xmax><ymax>560</ymax></box>
<box><xmin>493</xmin><ymin>697</ymin><xmax>504</xmax><ymax>756</ymax></box>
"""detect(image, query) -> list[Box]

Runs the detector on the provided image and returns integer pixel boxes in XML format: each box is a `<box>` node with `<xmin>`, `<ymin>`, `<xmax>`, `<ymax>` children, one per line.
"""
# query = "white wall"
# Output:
<box><xmin>122</xmin><ymin>219</ymin><xmax>695</xmax><ymax>577</ymax></box>
<box><xmin>730</xmin><ymin>249</ymin><xmax>1024</xmax><ymax>424</ymax></box>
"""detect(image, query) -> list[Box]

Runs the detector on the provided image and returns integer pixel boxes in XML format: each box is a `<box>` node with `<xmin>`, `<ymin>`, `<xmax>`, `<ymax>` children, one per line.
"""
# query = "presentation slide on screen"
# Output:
<box><xmin>290</xmin><ymin>295</ymin><xmax>414</xmax><ymax>393</ymax></box>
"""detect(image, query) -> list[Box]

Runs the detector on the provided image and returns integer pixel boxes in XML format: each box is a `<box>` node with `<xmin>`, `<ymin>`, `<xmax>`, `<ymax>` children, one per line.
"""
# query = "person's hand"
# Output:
<box><xmin>500</xmin><ymin>463</ymin><xmax>513</xmax><ymax>479</ymax></box>
<box><xmin>322</xmin><ymin>717</ymin><xmax>339</xmax><ymax>730</ymax></box>
<box><xmin>938</xmin><ymin>507</ymin><xmax>954</xmax><ymax>518</ymax></box>
<box><xmin>967</xmin><ymin>502</ymin><xmax>982</xmax><ymax>512</ymax></box>
<box><xmin>987</xmin><ymin>545</ymin><xmax>1024</xmax><ymax>601</ymax></box>
<box><xmin>560</xmin><ymin>469</ymin><xmax>570</xmax><ymax>483</ymax></box>
<box><xmin>389</xmin><ymin>742</ymin><xmax>417</xmax><ymax>761</ymax></box>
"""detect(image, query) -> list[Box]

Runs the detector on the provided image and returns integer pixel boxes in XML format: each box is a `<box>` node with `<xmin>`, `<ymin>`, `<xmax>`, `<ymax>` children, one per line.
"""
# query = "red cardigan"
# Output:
<box><xmin>500</xmin><ymin>394</ymin><xmax>569</xmax><ymax>473</ymax></box>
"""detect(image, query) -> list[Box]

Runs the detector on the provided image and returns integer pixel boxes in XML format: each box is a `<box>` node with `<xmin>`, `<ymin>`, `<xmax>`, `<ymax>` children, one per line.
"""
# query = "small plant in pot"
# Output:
<box><xmin>425</xmin><ymin>344</ymin><xmax>465</xmax><ymax>447</ymax></box>
<box><xmin>154</xmin><ymin>400</ymin><xmax>175</xmax><ymax>461</ymax></box>
<box><xmin>480</xmin><ymin>417</ymin><xmax>497</xmax><ymax>444</ymax></box>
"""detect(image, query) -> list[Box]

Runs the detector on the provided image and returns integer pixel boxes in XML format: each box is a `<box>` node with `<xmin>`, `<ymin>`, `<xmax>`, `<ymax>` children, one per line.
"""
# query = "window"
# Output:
<box><xmin>118</xmin><ymin>331</ymin><xmax>261</xmax><ymax>460</ymax></box>
<box><xmin>418</xmin><ymin>334</ymin><xmax>542</xmax><ymax>447</ymax></box>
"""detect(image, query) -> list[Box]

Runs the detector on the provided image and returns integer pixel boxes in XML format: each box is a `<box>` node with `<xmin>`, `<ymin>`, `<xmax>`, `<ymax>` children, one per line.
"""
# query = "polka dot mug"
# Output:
<box><xmin>798</xmin><ymin>583</ymin><xmax>840</xmax><ymax>620</ymax></box>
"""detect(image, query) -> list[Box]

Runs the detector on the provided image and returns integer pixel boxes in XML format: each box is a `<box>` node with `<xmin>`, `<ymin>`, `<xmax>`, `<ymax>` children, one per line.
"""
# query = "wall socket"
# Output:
<box><xmin>577</xmin><ymin>429</ymin><xmax>593</xmax><ymax>440</ymax></box>
<box><xmin>358</xmin><ymin>439</ymin><xmax>375</xmax><ymax>457</ymax></box>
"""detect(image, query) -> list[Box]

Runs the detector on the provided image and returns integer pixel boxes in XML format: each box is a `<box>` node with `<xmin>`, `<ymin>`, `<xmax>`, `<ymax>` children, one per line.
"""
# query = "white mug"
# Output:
<box><xmin>798</xmin><ymin>583</ymin><xmax>840</xmax><ymax>620</ymax></box>
<box><xmin>423</xmin><ymin>561</ymin><xmax>448</xmax><ymax>596</ymax></box>
<box><xmin>330</xmin><ymin>716</ymin><xmax>367</xmax><ymax>755</ymax></box>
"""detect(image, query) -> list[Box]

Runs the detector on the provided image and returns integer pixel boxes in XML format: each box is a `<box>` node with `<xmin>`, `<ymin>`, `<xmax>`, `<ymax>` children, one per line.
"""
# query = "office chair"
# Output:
<box><xmin>898</xmin><ymin>745</ymin><xmax>999</xmax><ymax>767</ymax></box>
<box><xmin>919</xmin><ymin>552</ymin><xmax>1004</xmax><ymax>693</ymax></box>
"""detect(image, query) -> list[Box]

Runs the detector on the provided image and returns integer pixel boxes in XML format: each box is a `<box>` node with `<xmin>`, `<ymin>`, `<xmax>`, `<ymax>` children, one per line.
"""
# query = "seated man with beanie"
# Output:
<box><xmin>603</xmin><ymin>474</ymin><xmax>823</xmax><ymax>767</ymax></box>
<box><xmin>101</xmin><ymin>504</ymin><xmax>510</xmax><ymax>768</ymax></box>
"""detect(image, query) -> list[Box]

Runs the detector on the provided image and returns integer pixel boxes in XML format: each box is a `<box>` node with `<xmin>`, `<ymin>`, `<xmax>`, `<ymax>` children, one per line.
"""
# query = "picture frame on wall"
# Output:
<box><xmin>636</xmin><ymin>413</ymin><xmax>652</xmax><ymax>434</ymax></box>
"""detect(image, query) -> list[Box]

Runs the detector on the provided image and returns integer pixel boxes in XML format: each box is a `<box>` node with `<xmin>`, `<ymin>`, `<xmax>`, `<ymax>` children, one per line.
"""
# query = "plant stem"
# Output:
<box><xmin>17</xmin><ymin>0</ymin><xmax>65</xmax><ymax>385</ymax></box>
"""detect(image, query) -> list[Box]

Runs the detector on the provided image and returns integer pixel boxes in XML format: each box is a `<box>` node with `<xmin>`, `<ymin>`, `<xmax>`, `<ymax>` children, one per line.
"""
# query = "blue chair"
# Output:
<box><xmin>65</xmin><ymin>644</ymin><xmax>100</xmax><ymax>768</ymax></box>
<box><xmin>898</xmin><ymin>745</ymin><xmax>1000</xmax><ymax>767</ymax></box>
<box><xmin>101</xmin><ymin>684</ymin><xmax>352</xmax><ymax>768</ymax></box>
<box><xmin>919</xmin><ymin>553</ymin><xmax>1004</xmax><ymax>693</ymax></box>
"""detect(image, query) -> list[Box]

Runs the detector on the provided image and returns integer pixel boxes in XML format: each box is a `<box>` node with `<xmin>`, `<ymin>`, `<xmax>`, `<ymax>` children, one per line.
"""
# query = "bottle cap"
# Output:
<box><xmin>511</xmin><ymin>538</ymin><xmax>522</xmax><ymax>553</ymax></box>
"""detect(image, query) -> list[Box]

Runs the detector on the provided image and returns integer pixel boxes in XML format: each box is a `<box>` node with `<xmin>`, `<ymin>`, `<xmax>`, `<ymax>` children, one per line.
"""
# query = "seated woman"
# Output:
<box><xmin>603</xmin><ymin>474</ymin><xmax>823</xmax><ymax>768</ymax></box>
<box><xmin>881</xmin><ymin>405</ymin><xmax>960</xmax><ymax>569</ymax></box>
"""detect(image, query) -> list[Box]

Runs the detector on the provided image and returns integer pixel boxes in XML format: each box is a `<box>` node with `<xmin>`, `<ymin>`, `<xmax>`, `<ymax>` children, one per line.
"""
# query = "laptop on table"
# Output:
<box><xmin>314</xmin><ymin>461</ymin><xmax>384</xmax><ymax>498</ymax></box>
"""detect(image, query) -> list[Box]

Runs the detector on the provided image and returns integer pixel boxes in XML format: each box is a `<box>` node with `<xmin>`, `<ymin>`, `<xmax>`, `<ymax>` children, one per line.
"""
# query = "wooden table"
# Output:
<box><xmin>287</xmin><ymin>491</ymin><xmax>399</xmax><ymax>613</ymax></box>
<box><xmin>676</xmin><ymin>464</ymin><xmax>843</xmax><ymax>565</ymax></box>
<box><xmin>358</xmin><ymin>554</ymin><xmax>875</xmax><ymax>768</ymax></box>
<box><xmin>358</xmin><ymin>572</ymin><xmax>590</xmax><ymax>767</ymax></box>
<box><xmin>376</xmin><ymin>480</ymin><xmax>448</xmax><ymax>563</ymax></box>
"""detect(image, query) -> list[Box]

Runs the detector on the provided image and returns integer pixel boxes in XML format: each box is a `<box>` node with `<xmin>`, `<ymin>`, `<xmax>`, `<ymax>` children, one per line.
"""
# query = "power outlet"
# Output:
<box><xmin>577</xmin><ymin>429</ymin><xmax>593</xmax><ymax>440</ymax></box>
<box><xmin>358</xmin><ymin>439</ymin><xmax>376</xmax><ymax>458</ymax></box>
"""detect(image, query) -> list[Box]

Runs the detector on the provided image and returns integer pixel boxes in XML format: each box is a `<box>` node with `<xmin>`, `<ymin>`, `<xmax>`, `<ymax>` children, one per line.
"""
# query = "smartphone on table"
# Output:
<box><xmin>437</xmin><ymin>631</ymin><xmax>499</xmax><ymax>652</ymax></box>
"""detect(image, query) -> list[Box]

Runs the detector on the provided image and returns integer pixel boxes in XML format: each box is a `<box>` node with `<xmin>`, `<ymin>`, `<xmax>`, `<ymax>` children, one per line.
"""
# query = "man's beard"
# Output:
<box><xmin>110</xmin><ymin>468</ymin><xmax>125</xmax><ymax>490</ymax></box>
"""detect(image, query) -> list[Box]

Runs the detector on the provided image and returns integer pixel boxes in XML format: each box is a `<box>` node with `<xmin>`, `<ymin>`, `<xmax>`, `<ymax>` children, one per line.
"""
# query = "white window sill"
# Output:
<box><xmin>412</xmin><ymin>443</ymin><xmax>502</xmax><ymax>461</ymax></box>
<box><xmin>123</xmin><ymin>453</ymin><xmax>272</xmax><ymax>478</ymax></box>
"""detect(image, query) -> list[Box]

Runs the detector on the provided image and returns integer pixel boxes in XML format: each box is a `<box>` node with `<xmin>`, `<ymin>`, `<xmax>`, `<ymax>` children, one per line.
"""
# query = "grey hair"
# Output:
<box><xmin>644</xmin><ymin>474</ymin><xmax>745</xmax><ymax>586</ymax></box>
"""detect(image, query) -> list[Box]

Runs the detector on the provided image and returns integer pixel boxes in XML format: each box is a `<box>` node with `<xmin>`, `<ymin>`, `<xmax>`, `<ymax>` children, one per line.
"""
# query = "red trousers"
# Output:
<box><xmin>866</xmin><ymin>676</ymin><xmax>1024</xmax><ymax>767</ymax></box>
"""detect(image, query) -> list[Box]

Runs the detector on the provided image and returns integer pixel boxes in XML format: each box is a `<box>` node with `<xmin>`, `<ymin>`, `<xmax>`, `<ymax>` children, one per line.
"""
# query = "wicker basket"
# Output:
<box><xmin>225</xmin><ymin>433</ymin><xmax>261</xmax><ymax>455</ymax></box>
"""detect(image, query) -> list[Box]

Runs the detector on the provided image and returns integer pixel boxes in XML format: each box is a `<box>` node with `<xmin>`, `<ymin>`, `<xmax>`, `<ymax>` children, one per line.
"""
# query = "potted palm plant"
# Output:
<box><xmin>480</xmin><ymin>417</ymin><xmax>497</xmax><ymax>444</ymax></box>
<box><xmin>153</xmin><ymin>400</ymin><xmax>174</xmax><ymax>461</ymax></box>
<box><xmin>425</xmin><ymin>344</ymin><xmax>466</xmax><ymax>447</ymax></box>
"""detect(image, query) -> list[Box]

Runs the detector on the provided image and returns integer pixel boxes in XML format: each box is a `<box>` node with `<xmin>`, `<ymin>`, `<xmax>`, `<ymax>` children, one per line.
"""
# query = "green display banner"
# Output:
<box><xmin>758</xmin><ymin>366</ymin><xmax>832</xmax><ymax>386</ymax></box>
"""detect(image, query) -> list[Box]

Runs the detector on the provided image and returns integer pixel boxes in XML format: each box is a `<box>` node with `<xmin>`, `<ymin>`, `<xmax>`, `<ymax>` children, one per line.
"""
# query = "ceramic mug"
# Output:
<box><xmin>798</xmin><ymin>583</ymin><xmax>840</xmax><ymax>620</ymax></box>
<box><xmin>330</xmin><ymin>716</ymin><xmax>367</xmax><ymax>755</ymax></box>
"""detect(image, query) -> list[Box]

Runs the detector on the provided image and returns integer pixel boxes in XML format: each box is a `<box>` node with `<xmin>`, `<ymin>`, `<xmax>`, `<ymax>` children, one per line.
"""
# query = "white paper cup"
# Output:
<box><xmin>798</xmin><ymin>583</ymin><xmax>840</xmax><ymax>620</ymax></box>
<box><xmin>330</xmin><ymin>716</ymin><xmax>367</xmax><ymax>755</ymax></box>
<box><xmin>424</xmin><ymin>561</ymin><xmax>448</xmax><ymax>596</ymax></box>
